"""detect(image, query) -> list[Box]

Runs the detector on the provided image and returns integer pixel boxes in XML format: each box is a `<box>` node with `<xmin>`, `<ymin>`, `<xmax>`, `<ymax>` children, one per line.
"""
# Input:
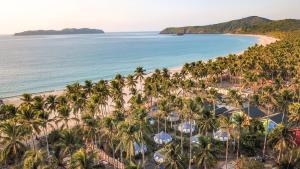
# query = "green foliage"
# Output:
<box><xmin>161</xmin><ymin>16</ymin><xmax>300</xmax><ymax>34</ymax></box>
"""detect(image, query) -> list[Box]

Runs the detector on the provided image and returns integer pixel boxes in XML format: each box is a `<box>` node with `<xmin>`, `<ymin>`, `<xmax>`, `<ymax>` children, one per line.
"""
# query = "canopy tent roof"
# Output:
<box><xmin>167</xmin><ymin>112</ymin><xmax>180</xmax><ymax>122</ymax></box>
<box><xmin>153</xmin><ymin>150</ymin><xmax>165</xmax><ymax>163</ymax></box>
<box><xmin>178</xmin><ymin>121</ymin><xmax>196</xmax><ymax>133</ymax></box>
<box><xmin>213</xmin><ymin>129</ymin><xmax>230</xmax><ymax>142</ymax></box>
<box><xmin>269</xmin><ymin>113</ymin><xmax>287</xmax><ymax>124</ymax></box>
<box><xmin>154</xmin><ymin>131</ymin><xmax>172</xmax><ymax>144</ymax></box>
<box><xmin>192</xmin><ymin>134</ymin><xmax>201</xmax><ymax>144</ymax></box>
<box><xmin>134</xmin><ymin>142</ymin><xmax>147</xmax><ymax>155</ymax></box>
<box><xmin>215</xmin><ymin>107</ymin><xmax>229</xmax><ymax>116</ymax></box>
<box><xmin>242</xmin><ymin>106</ymin><xmax>266</xmax><ymax>118</ymax></box>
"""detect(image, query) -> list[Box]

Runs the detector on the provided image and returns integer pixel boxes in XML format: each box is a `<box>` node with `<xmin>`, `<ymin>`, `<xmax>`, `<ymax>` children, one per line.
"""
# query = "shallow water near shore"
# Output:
<box><xmin>0</xmin><ymin>32</ymin><xmax>257</xmax><ymax>98</ymax></box>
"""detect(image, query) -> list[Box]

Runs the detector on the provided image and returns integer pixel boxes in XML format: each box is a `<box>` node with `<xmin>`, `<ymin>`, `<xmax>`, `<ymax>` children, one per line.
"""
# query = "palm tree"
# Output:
<box><xmin>227</xmin><ymin>89</ymin><xmax>243</xmax><ymax>108</ymax></box>
<box><xmin>134</xmin><ymin>67</ymin><xmax>146</xmax><ymax>92</ymax></box>
<box><xmin>126</xmin><ymin>74</ymin><xmax>137</xmax><ymax>94</ymax></box>
<box><xmin>81</xmin><ymin>113</ymin><xmax>99</xmax><ymax>149</ymax></box>
<box><xmin>84</xmin><ymin>80</ymin><xmax>94</xmax><ymax>97</ymax></box>
<box><xmin>0</xmin><ymin>104</ymin><xmax>17</xmax><ymax>120</ymax></box>
<box><xmin>219</xmin><ymin>115</ymin><xmax>234</xmax><ymax>169</ymax></box>
<box><xmin>56</xmin><ymin>104</ymin><xmax>78</xmax><ymax>129</ymax></box>
<box><xmin>268</xmin><ymin>124</ymin><xmax>296</xmax><ymax>163</ymax></box>
<box><xmin>193</xmin><ymin>137</ymin><xmax>218</xmax><ymax>169</ymax></box>
<box><xmin>100</xmin><ymin>117</ymin><xmax>117</xmax><ymax>161</ymax></box>
<box><xmin>182</xmin><ymin>98</ymin><xmax>199</xmax><ymax>169</ymax></box>
<box><xmin>132</xmin><ymin>108</ymin><xmax>151</xmax><ymax>168</ymax></box>
<box><xmin>197</xmin><ymin>108</ymin><xmax>216</xmax><ymax>136</ymax></box>
<box><xmin>116</xmin><ymin>121</ymin><xmax>138</xmax><ymax>163</ymax></box>
<box><xmin>45</xmin><ymin>95</ymin><xmax>58</xmax><ymax>117</ymax></box>
<box><xmin>37</xmin><ymin>110</ymin><xmax>53</xmax><ymax>156</ymax></box>
<box><xmin>23</xmin><ymin>149</ymin><xmax>48</xmax><ymax>169</ymax></box>
<box><xmin>20</xmin><ymin>93</ymin><xmax>33</xmax><ymax>106</ymax></box>
<box><xmin>260</xmin><ymin>85</ymin><xmax>276</xmax><ymax>158</ymax></box>
<box><xmin>17</xmin><ymin>104</ymin><xmax>41</xmax><ymax>150</ymax></box>
<box><xmin>0</xmin><ymin>121</ymin><xmax>28</xmax><ymax>164</ymax></box>
<box><xmin>70</xmin><ymin>148</ymin><xmax>96</xmax><ymax>169</ymax></box>
<box><xmin>158</xmin><ymin>99</ymin><xmax>171</xmax><ymax>133</ymax></box>
<box><xmin>232</xmin><ymin>113</ymin><xmax>247</xmax><ymax>161</ymax></box>
<box><xmin>207</xmin><ymin>88</ymin><xmax>220</xmax><ymax>114</ymax></box>
<box><xmin>163</xmin><ymin>143</ymin><xmax>185</xmax><ymax>169</ymax></box>
<box><xmin>56</xmin><ymin>129</ymin><xmax>83</xmax><ymax>156</ymax></box>
<box><xmin>288</xmin><ymin>103</ymin><xmax>300</xmax><ymax>126</ymax></box>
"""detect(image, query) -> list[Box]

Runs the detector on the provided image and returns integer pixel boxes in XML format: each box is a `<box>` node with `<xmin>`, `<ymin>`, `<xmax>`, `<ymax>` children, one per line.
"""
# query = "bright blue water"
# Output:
<box><xmin>0</xmin><ymin>32</ymin><xmax>257</xmax><ymax>98</ymax></box>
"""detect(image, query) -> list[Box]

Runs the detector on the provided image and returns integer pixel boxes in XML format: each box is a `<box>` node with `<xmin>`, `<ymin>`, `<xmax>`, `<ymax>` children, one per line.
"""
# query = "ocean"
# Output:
<box><xmin>0</xmin><ymin>32</ymin><xmax>257</xmax><ymax>98</ymax></box>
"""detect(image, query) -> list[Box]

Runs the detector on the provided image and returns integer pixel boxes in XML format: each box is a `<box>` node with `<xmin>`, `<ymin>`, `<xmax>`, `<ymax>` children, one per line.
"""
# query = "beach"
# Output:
<box><xmin>2</xmin><ymin>34</ymin><xmax>278</xmax><ymax>106</ymax></box>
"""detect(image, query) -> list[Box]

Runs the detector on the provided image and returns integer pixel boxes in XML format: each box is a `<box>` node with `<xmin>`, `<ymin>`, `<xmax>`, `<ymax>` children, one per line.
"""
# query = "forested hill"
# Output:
<box><xmin>14</xmin><ymin>28</ymin><xmax>104</xmax><ymax>36</ymax></box>
<box><xmin>160</xmin><ymin>16</ymin><xmax>300</xmax><ymax>34</ymax></box>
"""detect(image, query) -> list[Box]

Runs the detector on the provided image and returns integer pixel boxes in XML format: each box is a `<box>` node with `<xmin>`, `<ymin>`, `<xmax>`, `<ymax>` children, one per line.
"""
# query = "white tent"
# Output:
<box><xmin>191</xmin><ymin>134</ymin><xmax>201</xmax><ymax>144</ymax></box>
<box><xmin>134</xmin><ymin>142</ymin><xmax>147</xmax><ymax>155</ymax></box>
<box><xmin>213</xmin><ymin>129</ymin><xmax>230</xmax><ymax>142</ymax></box>
<box><xmin>153</xmin><ymin>151</ymin><xmax>165</xmax><ymax>163</ymax></box>
<box><xmin>178</xmin><ymin>121</ymin><xmax>195</xmax><ymax>133</ymax></box>
<box><xmin>154</xmin><ymin>131</ymin><xmax>172</xmax><ymax>144</ymax></box>
<box><xmin>167</xmin><ymin>112</ymin><xmax>180</xmax><ymax>122</ymax></box>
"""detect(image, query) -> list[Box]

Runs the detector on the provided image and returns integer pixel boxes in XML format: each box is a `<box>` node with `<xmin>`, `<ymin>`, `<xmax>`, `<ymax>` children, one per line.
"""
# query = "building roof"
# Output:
<box><xmin>242</xmin><ymin>106</ymin><xmax>266</xmax><ymax>118</ymax></box>
<box><xmin>215</xmin><ymin>107</ymin><xmax>229</xmax><ymax>116</ymax></box>
<box><xmin>269</xmin><ymin>113</ymin><xmax>288</xmax><ymax>124</ymax></box>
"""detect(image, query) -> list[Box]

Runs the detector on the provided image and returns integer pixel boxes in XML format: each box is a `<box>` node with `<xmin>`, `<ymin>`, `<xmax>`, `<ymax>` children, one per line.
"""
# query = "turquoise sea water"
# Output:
<box><xmin>0</xmin><ymin>32</ymin><xmax>257</xmax><ymax>98</ymax></box>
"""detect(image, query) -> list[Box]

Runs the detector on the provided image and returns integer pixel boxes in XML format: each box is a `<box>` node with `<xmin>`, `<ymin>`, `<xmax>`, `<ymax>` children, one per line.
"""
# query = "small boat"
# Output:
<box><xmin>176</xmin><ymin>32</ymin><xmax>184</xmax><ymax>36</ymax></box>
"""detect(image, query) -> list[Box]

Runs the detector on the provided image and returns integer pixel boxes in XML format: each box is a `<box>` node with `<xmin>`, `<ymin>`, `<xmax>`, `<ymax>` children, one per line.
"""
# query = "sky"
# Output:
<box><xmin>0</xmin><ymin>0</ymin><xmax>299</xmax><ymax>34</ymax></box>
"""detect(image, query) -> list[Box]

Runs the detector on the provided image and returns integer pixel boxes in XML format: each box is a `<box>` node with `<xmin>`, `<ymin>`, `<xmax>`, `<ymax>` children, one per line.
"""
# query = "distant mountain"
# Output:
<box><xmin>160</xmin><ymin>16</ymin><xmax>300</xmax><ymax>34</ymax></box>
<box><xmin>14</xmin><ymin>28</ymin><xmax>104</xmax><ymax>36</ymax></box>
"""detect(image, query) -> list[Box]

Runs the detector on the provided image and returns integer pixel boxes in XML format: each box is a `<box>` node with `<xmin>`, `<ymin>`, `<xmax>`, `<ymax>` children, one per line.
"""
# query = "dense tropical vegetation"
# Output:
<box><xmin>1</xmin><ymin>31</ymin><xmax>300</xmax><ymax>169</ymax></box>
<box><xmin>160</xmin><ymin>16</ymin><xmax>300</xmax><ymax>34</ymax></box>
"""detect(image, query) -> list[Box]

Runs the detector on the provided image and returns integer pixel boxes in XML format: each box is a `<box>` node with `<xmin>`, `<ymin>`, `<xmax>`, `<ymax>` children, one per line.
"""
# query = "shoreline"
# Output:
<box><xmin>1</xmin><ymin>34</ymin><xmax>278</xmax><ymax>106</ymax></box>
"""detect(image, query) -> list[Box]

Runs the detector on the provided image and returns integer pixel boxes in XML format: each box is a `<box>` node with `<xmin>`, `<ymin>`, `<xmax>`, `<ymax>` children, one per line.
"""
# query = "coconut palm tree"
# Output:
<box><xmin>56</xmin><ymin>104</ymin><xmax>78</xmax><ymax>129</ymax></box>
<box><xmin>126</xmin><ymin>74</ymin><xmax>137</xmax><ymax>94</ymax></box>
<box><xmin>0</xmin><ymin>121</ymin><xmax>28</xmax><ymax>164</ymax></box>
<box><xmin>56</xmin><ymin>129</ymin><xmax>83</xmax><ymax>156</ymax></box>
<box><xmin>45</xmin><ymin>95</ymin><xmax>58</xmax><ymax>117</ymax></box>
<box><xmin>162</xmin><ymin>143</ymin><xmax>185</xmax><ymax>169</ymax></box>
<box><xmin>132</xmin><ymin>108</ymin><xmax>151</xmax><ymax>168</ymax></box>
<box><xmin>81</xmin><ymin>112</ymin><xmax>99</xmax><ymax>149</ymax></box>
<box><xmin>288</xmin><ymin>102</ymin><xmax>300</xmax><ymax>126</ymax></box>
<box><xmin>22</xmin><ymin>149</ymin><xmax>48</xmax><ymax>169</ymax></box>
<box><xmin>0</xmin><ymin>104</ymin><xmax>17</xmax><ymax>120</ymax></box>
<box><xmin>37</xmin><ymin>110</ymin><xmax>53</xmax><ymax>156</ymax></box>
<box><xmin>193</xmin><ymin>137</ymin><xmax>218</xmax><ymax>169</ymax></box>
<box><xmin>17</xmin><ymin>104</ymin><xmax>41</xmax><ymax>150</ymax></box>
<box><xmin>134</xmin><ymin>67</ymin><xmax>146</xmax><ymax>92</ymax></box>
<box><xmin>116</xmin><ymin>121</ymin><xmax>138</xmax><ymax>163</ymax></box>
<box><xmin>20</xmin><ymin>93</ymin><xmax>33</xmax><ymax>106</ymax></box>
<box><xmin>219</xmin><ymin>115</ymin><xmax>234</xmax><ymax>169</ymax></box>
<box><xmin>100</xmin><ymin>117</ymin><xmax>117</xmax><ymax>161</ymax></box>
<box><xmin>232</xmin><ymin>113</ymin><xmax>247</xmax><ymax>161</ymax></box>
<box><xmin>268</xmin><ymin>124</ymin><xmax>296</xmax><ymax>163</ymax></box>
<box><xmin>197</xmin><ymin>108</ymin><xmax>216</xmax><ymax>136</ymax></box>
<box><xmin>84</xmin><ymin>80</ymin><xmax>94</xmax><ymax>97</ymax></box>
<box><xmin>70</xmin><ymin>148</ymin><xmax>96</xmax><ymax>169</ymax></box>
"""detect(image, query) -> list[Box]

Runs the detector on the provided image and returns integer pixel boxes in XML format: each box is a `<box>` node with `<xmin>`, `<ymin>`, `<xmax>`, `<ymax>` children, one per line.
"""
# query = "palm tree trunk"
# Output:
<box><xmin>225</xmin><ymin>137</ymin><xmax>229</xmax><ymax>169</ymax></box>
<box><xmin>164</xmin><ymin>117</ymin><xmax>167</xmax><ymax>133</ymax></box>
<box><xmin>141</xmin><ymin>136</ymin><xmax>145</xmax><ymax>169</ymax></box>
<box><xmin>157</xmin><ymin>117</ymin><xmax>160</xmax><ymax>133</ymax></box>
<box><xmin>236</xmin><ymin>136</ymin><xmax>240</xmax><ymax>161</ymax></box>
<box><xmin>181</xmin><ymin>129</ymin><xmax>183</xmax><ymax>154</ymax></box>
<box><xmin>44</xmin><ymin>127</ymin><xmax>50</xmax><ymax>156</ymax></box>
<box><xmin>262</xmin><ymin>106</ymin><xmax>270</xmax><ymax>159</ymax></box>
<box><xmin>189</xmin><ymin>119</ymin><xmax>192</xmax><ymax>169</ymax></box>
